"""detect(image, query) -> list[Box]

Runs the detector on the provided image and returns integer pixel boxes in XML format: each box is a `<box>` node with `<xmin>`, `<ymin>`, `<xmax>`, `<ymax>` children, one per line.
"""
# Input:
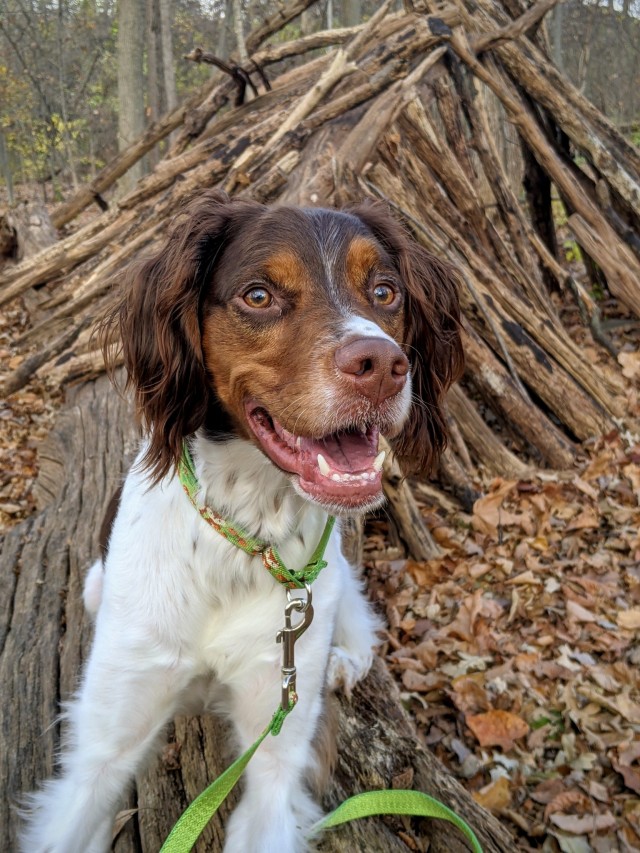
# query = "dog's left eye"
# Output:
<box><xmin>372</xmin><ymin>283</ymin><xmax>397</xmax><ymax>306</ymax></box>
<box><xmin>243</xmin><ymin>287</ymin><xmax>272</xmax><ymax>309</ymax></box>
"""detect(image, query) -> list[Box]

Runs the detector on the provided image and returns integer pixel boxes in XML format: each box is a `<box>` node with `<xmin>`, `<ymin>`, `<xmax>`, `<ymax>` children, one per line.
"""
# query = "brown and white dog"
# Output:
<box><xmin>21</xmin><ymin>191</ymin><xmax>463</xmax><ymax>853</ymax></box>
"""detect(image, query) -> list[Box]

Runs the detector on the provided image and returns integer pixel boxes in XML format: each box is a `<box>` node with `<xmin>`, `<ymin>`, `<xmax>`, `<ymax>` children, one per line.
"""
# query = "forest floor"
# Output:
<box><xmin>1</xmin><ymin>227</ymin><xmax>640</xmax><ymax>852</ymax></box>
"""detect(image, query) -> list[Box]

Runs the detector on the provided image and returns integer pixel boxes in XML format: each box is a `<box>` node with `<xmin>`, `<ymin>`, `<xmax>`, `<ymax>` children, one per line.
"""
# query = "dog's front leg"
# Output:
<box><xmin>20</xmin><ymin>635</ymin><xmax>192</xmax><ymax>853</ymax></box>
<box><xmin>222</xmin><ymin>633</ymin><xmax>331</xmax><ymax>853</ymax></box>
<box><xmin>327</xmin><ymin>551</ymin><xmax>382</xmax><ymax>695</ymax></box>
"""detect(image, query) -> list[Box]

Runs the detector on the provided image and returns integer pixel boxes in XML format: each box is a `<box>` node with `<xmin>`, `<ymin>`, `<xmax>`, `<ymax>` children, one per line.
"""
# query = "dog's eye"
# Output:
<box><xmin>243</xmin><ymin>287</ymin><xmax>272</xmax><ymax>309</ymax></box>
<box><xmin>372</xmin><ymin>283</ymin><xmax>397</xmax><ymax>306</ymax></box>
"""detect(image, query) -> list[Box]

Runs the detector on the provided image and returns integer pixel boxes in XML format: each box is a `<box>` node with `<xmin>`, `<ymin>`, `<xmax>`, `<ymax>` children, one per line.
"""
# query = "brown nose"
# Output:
<box><xmin>335</xmin><ymin>337</ymin><xmax>409</xmax><ymax>404</ymax></box>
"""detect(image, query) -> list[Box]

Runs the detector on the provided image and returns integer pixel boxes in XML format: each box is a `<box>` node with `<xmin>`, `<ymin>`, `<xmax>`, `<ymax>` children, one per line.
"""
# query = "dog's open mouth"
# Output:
<box><xmin>245</xmin><ymin>402</ymin><xmax>384</xmax><ymax>507</ymax></box>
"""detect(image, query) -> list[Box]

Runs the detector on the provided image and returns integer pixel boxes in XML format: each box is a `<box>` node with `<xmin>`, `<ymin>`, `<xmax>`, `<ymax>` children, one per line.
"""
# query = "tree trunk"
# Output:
<box><xmin>215</xmin><ymin>0</ymin><xmax>233</xmax><ymax>58</ymax></box>
<box><xmin>341</xmin><ymin>0</ymin><xmax>361</xmax><ymax>27</ymax></box>
<box><xmin>159</xmin><ymin>0</ymin><xmax>177</xmax><ymax>113</ymax></box>
<box><xmin>1</xmin><ymin>376</ymin><xmax>514</xmax><ymax>852</ymax></box>
<box><xmin>0</xmin><ymin>129</ymin><xmax>13</xmax><ymax>205</ymax></box>
<box><xmin>233</xmin><ymin>0</ymin><xmax>248</xmax><ymax>64</ymax></box>
<box><xmin>146</xmin><ymin>0</ymin><xmax>162</xmax><ymax>167</ymax></box>
<box><xmin>117</xmin><ymin>0</ymin><xmax>147</xmax><ymax>193</ymax></box>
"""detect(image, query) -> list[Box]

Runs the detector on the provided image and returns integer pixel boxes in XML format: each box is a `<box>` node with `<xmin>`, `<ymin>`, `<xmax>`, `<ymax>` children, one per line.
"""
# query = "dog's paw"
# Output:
<box><xmin>326</xmin><ymin>645</ymin><xmax>374</xmax><ymax>696</ymax></box>
<box><xmin>82</xmin><ymin>559</ymin><xmax>104</xmax><ymax>617</ymax></box>
<box><xmin>223</xmin><ymin>792</ymin><xmax>319</xmax><ymax>853</ymax></box>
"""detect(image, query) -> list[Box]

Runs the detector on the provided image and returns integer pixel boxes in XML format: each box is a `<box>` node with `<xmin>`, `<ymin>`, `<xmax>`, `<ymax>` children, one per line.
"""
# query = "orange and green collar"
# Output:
<box><xmin>177</xmin><ymin>442</ymin><xmax>335</xmax><ymax>589</ymax></box>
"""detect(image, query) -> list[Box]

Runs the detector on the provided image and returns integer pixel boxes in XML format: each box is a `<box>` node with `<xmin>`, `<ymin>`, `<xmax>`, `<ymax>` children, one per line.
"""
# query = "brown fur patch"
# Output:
<box><xmin>263</xmin><ymin>250</ymin><xmax>310</xmax><ymax>291</ymax></box>
<box><xmin>99</xmin><ymin>485</ymin><xmax>123</xmax><ymax>559</ymax></box>
<box><xmin>345</xmin><ymin>236</ymin><xmax>380</xmax><ymax>289</ymax></box>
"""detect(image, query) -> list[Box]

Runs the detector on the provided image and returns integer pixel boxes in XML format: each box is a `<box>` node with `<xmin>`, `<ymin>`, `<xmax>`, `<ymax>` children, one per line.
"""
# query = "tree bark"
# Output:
<box><xmin>117</xmin><ymin>0</ymin><xmax>147</xmax><ymax>193</ymax></box>
<box><xmin>159</xmin><ymin>0</ymin><xmax>177</xmax><ymax>114</ymax></box>
<box><xmin>146</xmin><ymin>0</ymin><xmax>162</xmax><ymax>168</ymax></box>
<box><xmin>232</xmin><ymin>0</ymin><xmax>248</xmax><ymax>64</ymax></box>
<box><xmin>0</xmin><ymin>129</ymin><xmax>14</xmax><ymax>205</ymax></box>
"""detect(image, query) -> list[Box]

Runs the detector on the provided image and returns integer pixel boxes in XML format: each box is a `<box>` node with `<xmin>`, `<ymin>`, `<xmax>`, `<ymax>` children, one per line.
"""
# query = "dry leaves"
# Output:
<box><xmin>466</xmin><ymin>710</ymin><xmax>529</xmax><ymax>751</ymax></box>
<box><xmin>0</xmin><ymin>306</ymin><xmax>62</xmax><ymax>532</ymax></box>
<box><xmin>367</xmin><ymin>429</ymin><xmax>640</xmax><ymax>851</ymax></box>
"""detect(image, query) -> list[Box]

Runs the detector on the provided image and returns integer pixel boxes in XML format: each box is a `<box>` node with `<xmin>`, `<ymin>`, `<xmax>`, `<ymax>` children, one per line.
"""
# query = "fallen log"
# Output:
<box><xmin>0</xmin><ymin>375</ymin><xmax>514</xmax><ymax>852</ymax></box>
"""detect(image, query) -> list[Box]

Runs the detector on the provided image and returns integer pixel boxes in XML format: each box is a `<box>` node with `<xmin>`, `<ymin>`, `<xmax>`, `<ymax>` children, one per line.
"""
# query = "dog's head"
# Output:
<box><xmin>102</xmin><ymin>190</ymin><xmax>463</xmax><ymax>512</ymax></box>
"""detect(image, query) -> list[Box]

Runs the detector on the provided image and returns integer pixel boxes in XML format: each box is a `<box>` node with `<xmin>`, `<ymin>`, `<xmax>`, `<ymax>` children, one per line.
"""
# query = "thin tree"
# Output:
<box><xmin>117</xmin><ymin>0</ymin><xmax>146</xmax><ymax>193</ymax></box>
<box><xmin>159</xmin><ymin>0</ymin><xmax>177</xmax><ymax>114</ymax></box>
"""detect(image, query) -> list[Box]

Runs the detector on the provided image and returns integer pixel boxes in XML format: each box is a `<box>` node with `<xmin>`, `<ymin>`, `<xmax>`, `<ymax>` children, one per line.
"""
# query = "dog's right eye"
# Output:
<box><xmin>243</xmin><ymin>287</ymin><xmax>272</xmax><ymax>309</ymax></box>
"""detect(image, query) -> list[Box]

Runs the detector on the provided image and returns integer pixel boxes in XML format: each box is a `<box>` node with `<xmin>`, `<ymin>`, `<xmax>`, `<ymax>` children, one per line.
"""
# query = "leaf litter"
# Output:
<box><xmin>366</xmin><ymin>430</ymin><xmax>640</xmax><ymax>851</ymax></box>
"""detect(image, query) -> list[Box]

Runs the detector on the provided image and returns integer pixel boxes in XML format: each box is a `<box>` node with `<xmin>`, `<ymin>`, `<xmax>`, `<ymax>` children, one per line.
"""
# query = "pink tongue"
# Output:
<box><xmin>299</xmin><ymin>431</ymin><xmax>376</xmax><ymax>473</ymax></box>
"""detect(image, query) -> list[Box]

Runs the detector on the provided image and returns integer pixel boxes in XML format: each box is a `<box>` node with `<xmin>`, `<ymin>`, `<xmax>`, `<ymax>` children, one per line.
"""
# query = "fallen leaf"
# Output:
<box><xmin>450</xmin><ymin>674</ymin><xmax>490</xmax><ymax>715</ymax></box>
<box><xmin>472</xmin><ymin>776</ymin><xmax>511</xmax><ymax>812</ymax></box>
<box><xmin>112</xmin><ymin>808</ymin><xmax>138</xmax><ymax>841</ymax></box>
<box><xmin>585</xmin><ymin>780</ymin><xmax>610</xmax><ymax>803</ymax></box>
<box><xmin>549</xmin><ymin>813</ymin><xmax>617</xmax><ymax>833</ymax></box>
<box><xmin>530</xmin><ymin>777</ymin><xmax>566</xmax><ymax>804</ymax></box>
<box><xmin>466</xmin><ymin>709</ymin><xmax>529</xmax><ymax>750</ymax></box>
<box><xmin>617</xmin><ymin>608</ymin><xmax>640</xmax><ymax>630</ymax></box>
<box><xmin>471</xmin><ymin>480</ymin><xmax>518</xmax><ymax>537</ymax></box>
<box><xmin>566</xmin><ymin>600</ymin><xmax>598</xmax><ymax>623</ymax></box>
<box><xmin>544</xmin><ymin>790</ymin><xmax>592</xmax><ymax>821</ymax></box>
<box><xmin>506</xmin><ymin>570</ymin><xmax>542</xmax><ymax>585</ymax></box>
<box><xmin>402</xmin><ymin>670</ymin><xmax>433</xmax><ymax>692</ymax></box>
<box><xmin>566</xmin><ymin>508</ymin><xmax>599</xmax><ymax>531</ymax></box>
<box><xmin>618</xmin><ymin>351</ymin><xmax>640</xmax><ymax>380</ymax></box>
<box><xmin>613</xmin><ymin>742</ymin><xmax>640</xmax><ymax>795</ymax></box>
<box><xmin>549</xmin><ymin>832</ymin><xmax>594</xmax><ymax>853</ymax></box>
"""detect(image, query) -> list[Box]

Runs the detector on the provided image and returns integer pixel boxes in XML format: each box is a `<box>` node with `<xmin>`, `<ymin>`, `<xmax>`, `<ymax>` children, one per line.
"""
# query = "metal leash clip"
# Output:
<box><xmin>276</xmin><ymin>584</ymin><xmax>314</xmax><ymax>710</ymax></box>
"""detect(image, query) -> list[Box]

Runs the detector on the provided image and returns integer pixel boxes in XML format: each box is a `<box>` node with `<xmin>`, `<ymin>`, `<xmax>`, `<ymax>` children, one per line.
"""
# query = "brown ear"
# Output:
<box><xmin>99</xmin><ymin>189</ymin><xmax>264</xmax><ymax>482</ymax></box>
<box><xmin>350</xmin><ymin>200</ymin><xmax>464</xmax><ymax>474</ymax></box>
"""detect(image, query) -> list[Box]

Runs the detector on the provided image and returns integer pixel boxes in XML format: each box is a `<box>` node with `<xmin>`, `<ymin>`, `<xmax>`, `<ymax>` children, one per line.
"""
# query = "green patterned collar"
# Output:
<box><xmin>177</xmin><ymin>442</ymin><xmax>335</xmax><ymax>589</ymax></box>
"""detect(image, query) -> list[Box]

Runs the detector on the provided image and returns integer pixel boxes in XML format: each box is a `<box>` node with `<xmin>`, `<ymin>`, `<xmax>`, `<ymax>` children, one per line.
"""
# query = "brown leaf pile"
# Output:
<box><xmin>366</xmin><ymin>432</ymin><xmax>640</xmax><ymax>851</ymax></box>
<box><xmin>0</xmin><ymin>306</ymin><xmax>61</xmax><ymax>531</ymax></box>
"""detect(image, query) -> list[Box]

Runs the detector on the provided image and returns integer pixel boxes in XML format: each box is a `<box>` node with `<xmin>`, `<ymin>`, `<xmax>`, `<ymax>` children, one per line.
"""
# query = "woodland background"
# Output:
<box><xmin>1</xmin><ymin>0</ymin><xmax>640</xmax><ymax>200</ymax></box>
<box><xmin>1</xmin><ymin>1</ymin><xmax>640</xmax><ymax>851</ymax></box>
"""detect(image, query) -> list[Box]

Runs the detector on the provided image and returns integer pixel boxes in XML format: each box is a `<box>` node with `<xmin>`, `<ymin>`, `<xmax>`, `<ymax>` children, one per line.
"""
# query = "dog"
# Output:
<box><xmin>21</xmin><ymin>191</ymin><xmax>463</xmax><ymax>853</ymax></box>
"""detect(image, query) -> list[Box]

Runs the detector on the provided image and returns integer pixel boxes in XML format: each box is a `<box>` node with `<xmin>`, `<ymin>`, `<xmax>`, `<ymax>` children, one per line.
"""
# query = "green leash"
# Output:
<box><xmin>161</xmin><ymin>734</ymin><xmax>483</xmax><ymax>853</ymax></box>
<box><xmin>315</xmin><ymin>790</ymin><xmax>483</xmax><ymax>850</ymax></box>
<box><xmin>165</xmin><ymin>443</ymin><xmax>483</xmax><ymax>853</ymax></box>
<box><xmin>161</xmin><ymin>704</ymin><xmax>293</xmax><ymax>853</ymax></box>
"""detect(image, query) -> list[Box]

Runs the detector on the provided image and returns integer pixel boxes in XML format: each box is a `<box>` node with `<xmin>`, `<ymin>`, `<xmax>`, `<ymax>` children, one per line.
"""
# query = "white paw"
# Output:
<box><xmin>223</xmin><ymin>792</ymin><xmax>319</xmax><ymax>853</ymax></box>
<box><xmin>326</xmin><ymin>646</ymin><xmax>374</xmax><ymax>696</ymax></box>
<box><xmin>82</xmin><ymin>559</ymin><xmax>104</xmax><ymax>617</ymax></box>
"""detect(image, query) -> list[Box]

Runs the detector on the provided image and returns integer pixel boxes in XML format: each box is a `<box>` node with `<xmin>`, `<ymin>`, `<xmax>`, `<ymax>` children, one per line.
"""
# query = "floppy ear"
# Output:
<box><xmin>349</xmin><ymin>200</ymin><xmax>464</xmax><ymax>474</ymax></box>
<box><xmin>99</xmin><ymin>189</ymin><xmax>264</xmax><ymax>482</ymax></box>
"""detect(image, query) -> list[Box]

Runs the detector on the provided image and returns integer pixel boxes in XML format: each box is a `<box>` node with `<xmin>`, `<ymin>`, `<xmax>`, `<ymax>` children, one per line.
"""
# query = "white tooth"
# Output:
<box><xmin>331</xmin><ymin>474</ymin><xmax>341</xmax><ymax>482</ymax></box>
<box><xmin>317</xmin><ymin>454</ymin><xmax>331</xmax><ymax>477</ymax></box>
<box><xmin>296</xmin><ymin>437</ymin><xmax>302</xmax><ymax>448</ymax></box>
<box><xmin>373</xmin><ymin>451</ymin><xmax>386</xmax><ymax>472</ymax></box>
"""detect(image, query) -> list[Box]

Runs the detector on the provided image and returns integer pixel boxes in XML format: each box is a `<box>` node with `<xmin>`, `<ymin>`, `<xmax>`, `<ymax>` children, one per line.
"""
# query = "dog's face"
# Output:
<box><xmin>104</xmin><ymin>191</ymin><xmax>463</xmax><ymax>512</ymax></box>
